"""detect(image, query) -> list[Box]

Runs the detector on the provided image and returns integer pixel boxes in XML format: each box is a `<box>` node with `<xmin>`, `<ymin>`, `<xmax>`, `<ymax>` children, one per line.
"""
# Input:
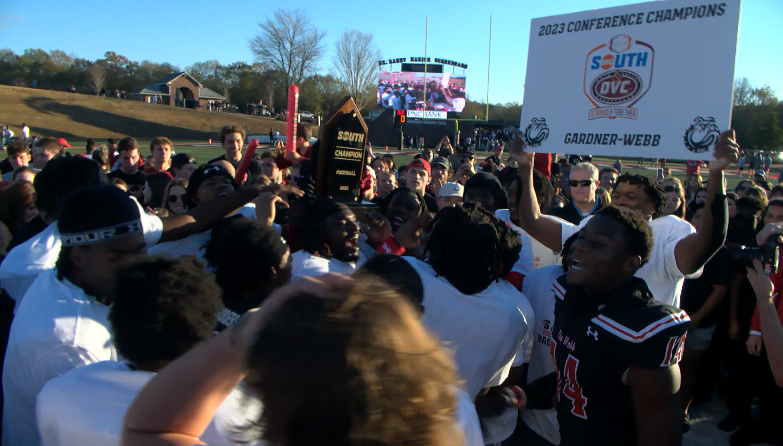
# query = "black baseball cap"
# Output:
<box><xmin>185</xmin><ymin>164</ymin><xmax>235</xmax><ymax>207</ymax></box>
<box><xmin>432</xmin><ymin>157</ymin><xmax>451</xmax><ymax>171</ymax></box>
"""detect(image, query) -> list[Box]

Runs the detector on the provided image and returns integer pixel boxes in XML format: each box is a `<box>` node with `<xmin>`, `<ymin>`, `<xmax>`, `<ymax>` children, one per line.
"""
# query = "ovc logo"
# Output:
<box><xmin>584</xmin><ymin>34</ymin><xmax>654</xmax><ymax>121</ymax></box>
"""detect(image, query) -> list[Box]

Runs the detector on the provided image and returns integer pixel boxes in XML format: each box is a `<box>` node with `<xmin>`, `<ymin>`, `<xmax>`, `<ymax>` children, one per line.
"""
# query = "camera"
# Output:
<box><xmin>727</xmin><ymin>239</ymin><xmax>782</xmax><ymax>274</ymax></box>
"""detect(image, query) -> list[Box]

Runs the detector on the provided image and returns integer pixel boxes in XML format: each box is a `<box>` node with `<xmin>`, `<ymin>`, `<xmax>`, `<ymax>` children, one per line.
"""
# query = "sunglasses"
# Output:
<box><xmin>168</xmin><ymin>194</ymin><xmax>184</xmax><ymax>203</ymax></box>
<box><xmin>569</xmin><ymin>179</ymin><xmax>594</xmax><ymax>187</ymax></box>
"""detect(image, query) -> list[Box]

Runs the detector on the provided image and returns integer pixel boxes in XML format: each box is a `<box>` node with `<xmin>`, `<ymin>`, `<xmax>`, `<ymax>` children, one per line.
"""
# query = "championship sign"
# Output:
<box><xmin>519</xmin><ymin>0</ymin><xmax>740</xmax><ymax>160</ymax></box>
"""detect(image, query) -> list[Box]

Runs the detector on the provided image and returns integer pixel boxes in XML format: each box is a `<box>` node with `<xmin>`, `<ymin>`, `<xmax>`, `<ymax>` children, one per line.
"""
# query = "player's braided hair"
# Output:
<box><xmin>425</xmin><ymin>203</ymin><xmax>521</xmax><ymax>295</ymax></box>
<box><xmin>594</xmin><ymin>206</ymin><xmax>654</xmax><ymax>266</ymax></box>
<box><xmin>613</xmin><ymin>173</ymin><xmax>667</xmax><ymax>219</ymax></box>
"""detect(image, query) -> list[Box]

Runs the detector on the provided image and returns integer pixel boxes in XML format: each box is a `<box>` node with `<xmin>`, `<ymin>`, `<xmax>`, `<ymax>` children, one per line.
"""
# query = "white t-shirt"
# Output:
<box><xmin>0</xmin><ymin>198</ymin><xmax>163</xmax><ymax>312</ymax></box>
<box><xmin>495</xmin><ymin>209</ymin><xmax>561</xmax><ymax>270</ymax></box>
<box><xmin>404</xmin><ymin>257</ymin><xmax>531</xmax><ymax>400</ymax></box>
<box><xmin>520</xmin><ymin>265</ymin><xmax>565</xmax><ymax>445</ymax></box>
<box><xmin>22</xmin><ymin>126</ymin><xmax>30</xmax><ymax>139</ymax></box>
<box><xmin>36</xmin><ymin>361</ymin><xmax>259</xmax><ymax>446</ymax></box>
<box><xmin>3</xmin><ymin>270</ymin><xmax>118</xmax><ymax>446</ymax></box>
<box><xmin>4</xmin><ymin>129</ymin><xmax>13</xmax><ymax>139</ymax></box>
<box><xmin>560</xmin><ymin>214</ymin><xmax>698</xmax><ymax>308</ymax></box>
<box><xmin>290</xmin><ymin>250</ymin><xmax>367</xmax><ymax>278</ymax></box>
<box><xmin>146</xmin><ymin>204</ymin><xmax>273</xmax><ymax>265</ymax></box>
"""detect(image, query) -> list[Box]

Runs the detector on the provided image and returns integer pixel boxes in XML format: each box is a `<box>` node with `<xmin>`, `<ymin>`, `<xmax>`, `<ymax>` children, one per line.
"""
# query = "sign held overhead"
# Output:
<box><xmin>519</xmin><ymin>0</ymin><xmax>741</xmax><ymax>160</ymax></box>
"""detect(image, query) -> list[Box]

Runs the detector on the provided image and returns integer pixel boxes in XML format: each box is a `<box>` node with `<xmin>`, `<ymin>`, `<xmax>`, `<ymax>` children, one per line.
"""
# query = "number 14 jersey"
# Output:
<box><xmin>551</xmin><ymin>275</ymin><xmax>689</xmax><ymax>446</ymax></box>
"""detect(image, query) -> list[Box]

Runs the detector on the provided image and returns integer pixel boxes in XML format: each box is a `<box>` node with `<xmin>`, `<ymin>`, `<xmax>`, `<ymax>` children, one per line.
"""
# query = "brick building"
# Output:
<box><xmin>132</xmin><ymin>72</ymin><xmax>226</xmax><ymax>110</ymax></box>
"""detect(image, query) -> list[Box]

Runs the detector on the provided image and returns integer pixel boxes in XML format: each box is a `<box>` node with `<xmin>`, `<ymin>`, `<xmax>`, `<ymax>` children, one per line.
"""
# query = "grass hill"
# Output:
<box><xmin>0</xmin><ymin>85</ymin><xmax>294</xmax><ymax>141</ymax></box>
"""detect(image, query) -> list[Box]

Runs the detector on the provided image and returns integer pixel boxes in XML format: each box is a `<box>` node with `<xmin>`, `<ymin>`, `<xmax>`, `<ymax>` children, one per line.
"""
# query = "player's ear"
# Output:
<box><xmin>624</xmin><ymin>254</ymin><xmax>642</xmax><ymax>274</ymax></box>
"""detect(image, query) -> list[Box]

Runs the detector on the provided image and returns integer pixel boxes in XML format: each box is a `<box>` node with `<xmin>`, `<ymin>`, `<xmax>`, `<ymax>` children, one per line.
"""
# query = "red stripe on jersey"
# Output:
<box><xmin>504</xmin><ymin>271</ymin><xmax>526</xmax><ymax>291</ymax></box>
<box><xmin>592</xmin><ymin>311</ymin><xmax>689</xmax><ymax>343</ymax></box>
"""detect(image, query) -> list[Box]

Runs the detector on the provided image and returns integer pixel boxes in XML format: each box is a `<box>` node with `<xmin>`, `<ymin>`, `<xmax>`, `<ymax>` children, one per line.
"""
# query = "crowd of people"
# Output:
<box><xmin>2</xmin><ymin>120</ymin><xmax>783</xmax><ymax>446</ymax></box>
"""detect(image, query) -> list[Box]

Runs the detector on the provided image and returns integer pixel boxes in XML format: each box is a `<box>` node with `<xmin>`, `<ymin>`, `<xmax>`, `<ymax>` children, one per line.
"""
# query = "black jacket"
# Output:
<box><xmin>548</xmin><ymin>197</ymin><xmax>604</xmax><ymax>225</ymax></box>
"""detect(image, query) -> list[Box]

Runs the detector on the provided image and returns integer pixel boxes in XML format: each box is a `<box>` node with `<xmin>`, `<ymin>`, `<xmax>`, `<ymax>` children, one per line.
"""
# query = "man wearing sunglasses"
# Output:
<box><xmin>549</xmin><ymin>163</ymin><xmax>603</xmax><ymax>225</ymax></box>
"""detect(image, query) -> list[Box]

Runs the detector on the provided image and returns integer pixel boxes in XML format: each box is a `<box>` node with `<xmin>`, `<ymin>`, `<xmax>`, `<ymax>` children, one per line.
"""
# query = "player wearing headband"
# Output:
<box><xmin>3</xmin><ymin>186</ymin><xmax>147</xmax><ymax>445</ymax></box>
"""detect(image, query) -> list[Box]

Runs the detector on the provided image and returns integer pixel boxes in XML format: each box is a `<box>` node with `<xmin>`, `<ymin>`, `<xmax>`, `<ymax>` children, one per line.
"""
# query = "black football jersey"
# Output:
<box><xmin>551</xmin><ymin>275</ymin><xmax>689</xmax><ymax>446</ymax></box>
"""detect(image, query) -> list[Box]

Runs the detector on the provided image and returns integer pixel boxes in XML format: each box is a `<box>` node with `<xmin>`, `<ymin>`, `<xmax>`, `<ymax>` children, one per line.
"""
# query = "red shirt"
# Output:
<box><xmin>142</xmin><ymin>165</ymin><xmax>174</xmax><ymax>178</ymax></box>
<box><xmin>533</xmin><ymin>153</ymin><xmax>552</xmax><ymax>179</ymax></box>
<box><xmin>686</xmin><ymin>160</ymin><xmax>705</xmax><ymax>177</ymax></box>
<box><xmin>275</xmin><ymin>145</ymin><xmax>312</xmax><ymax>170</ymax></box>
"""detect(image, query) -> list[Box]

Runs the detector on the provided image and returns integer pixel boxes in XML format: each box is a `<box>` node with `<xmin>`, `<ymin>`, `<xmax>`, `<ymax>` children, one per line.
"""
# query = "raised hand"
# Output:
<box><xmin>709</xmin><ymin>129</ymin><xmax>740</xmax><ymax>173</ymax></box>
<box><xmin>509</xmin><ymin>131</ymin><xmax>534</xmax><ymax>167</ymax></box>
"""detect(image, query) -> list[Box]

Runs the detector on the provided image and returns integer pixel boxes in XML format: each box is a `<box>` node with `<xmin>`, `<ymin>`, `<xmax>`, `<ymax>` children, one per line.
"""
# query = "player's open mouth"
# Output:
<box><xmin>346</xmin><ymin>234</ymin><xmax>359</xmax><ymax>248</ymax></box>
<box><xmin>570</xmin><ymin>259</ymin><xmax>584</xmax><ymax>271</ymax></box>
<box><xmin>219</xmin><ymin>192</ymin><xmax>229</xmax><ymax>197</ymax></box>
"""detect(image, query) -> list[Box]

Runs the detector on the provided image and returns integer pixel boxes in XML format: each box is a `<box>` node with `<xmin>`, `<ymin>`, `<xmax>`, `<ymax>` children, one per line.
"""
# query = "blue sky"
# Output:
<box><xmin>1</xmin><ymin>0</ymin><xmax>780</xmax><ymax>104</ymax></box>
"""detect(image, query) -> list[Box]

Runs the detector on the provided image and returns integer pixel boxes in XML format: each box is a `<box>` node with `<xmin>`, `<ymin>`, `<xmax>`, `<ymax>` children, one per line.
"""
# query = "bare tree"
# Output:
<box><xmin>734</xmin><ymin>77</ymin><xmax>753</xmax><ymax>107</ymax></box>
<box><xmin>249</xmin><ymin>8</ymin><xmax>327</xmax><ymax>87</ymax></box>
<box><xmin>87</xmin><ymin>64</ymin><xmax>106</xmax><ymax>95</ymax></box>
<box><xmin>331</xmin><ymin>30</ymin><xmax>381</xmax><ymax>110</ymax></box>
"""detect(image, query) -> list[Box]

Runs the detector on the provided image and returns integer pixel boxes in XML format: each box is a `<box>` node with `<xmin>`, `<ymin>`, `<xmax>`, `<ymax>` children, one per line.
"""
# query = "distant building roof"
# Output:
<box><xmin>198</xmin><ymin>87</ymin><xmax>226</xmax><ymax>100</ymax></box>
<box><xmin>132</xmin><ymin>84</ymin><xmax>169</xmax><ymax>96</ymax></box>
<box><xmin>153</xmin><ymin>72</ymin><xmax>202</xmax><ymax>86</ymax></box>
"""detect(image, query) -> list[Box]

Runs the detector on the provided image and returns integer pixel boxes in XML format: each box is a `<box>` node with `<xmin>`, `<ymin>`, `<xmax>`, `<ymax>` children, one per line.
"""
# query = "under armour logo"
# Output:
<box><xmin>587</xmin><ymin>326</ymin><xmax>598</xmax><ymax>341</ymax></box>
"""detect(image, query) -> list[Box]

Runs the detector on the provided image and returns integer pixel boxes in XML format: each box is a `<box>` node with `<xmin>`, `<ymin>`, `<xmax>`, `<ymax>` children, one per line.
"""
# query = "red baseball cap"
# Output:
<box><xmin>407</xmin><ymin>159</ymin><xmax>431</xmax><ymax>177</ymax></box>
<box><xmin>57</xmin><ymin>137</ymin><xmax>71</xmax><ymax>148</ymax></box>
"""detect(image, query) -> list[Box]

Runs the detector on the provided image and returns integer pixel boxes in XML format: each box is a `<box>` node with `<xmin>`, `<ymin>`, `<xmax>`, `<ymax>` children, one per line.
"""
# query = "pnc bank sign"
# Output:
<box><xmin>583</xmin><ymin>34</ymin><xmax>654</xmax><ymax>121</ymax></box>
<box><xmin>406</xmin><ymin>110</ymin><xmax>447</xmax><ymax>120</ymax></box>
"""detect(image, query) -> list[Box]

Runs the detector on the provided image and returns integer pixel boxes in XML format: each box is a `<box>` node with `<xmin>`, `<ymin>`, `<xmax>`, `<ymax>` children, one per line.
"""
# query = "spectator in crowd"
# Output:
<box><xmin>374</xmin><ymin>187</ymin><xmax>429</xmax><ymax>254</ymax></box>
<box><xmin>207</xmin><ymin>218</ymin><xmax>292</xmax><ymax>332</ymax></box>
<box><xmin>91</xmin><ymin>147</ymin><xmax>110</xmax><ymax>173</ymax></box>
<box><xmin>664</xmin><ymin>184</ymin><xmax>687</xmax><ymax>219</ymax></box>
<box><xmin>485</xmin><ymin>144</ymin><xmax>505</xmax><ymax>168</ymax></box>
<box><xmin>83</xmin><ymin>138</ymin><xmax>96</xmax><ymax>158</ymax></box>
<box><xmin>0</xmin><ymin>180</ymin><xmax>37</xmax><ymax>237</ymax></box>
<box><xmin>11</xmin><ymin>166</ymin><xmax>35</xmax><ymax>184</ymax></box>
<box><xmin>549</xmin><ymin>163</ymin><xmax>603</xmax><ymax>225</ymax></box>
<box><xmin>107</xmin><ymin>137</ymin><xmax>147</xmax><ymax>200</ymax></box>
<box><xmin>769</xmin><ymin>185</ymin><xmax>783</xmax><ymax>200</ymax></box>
<box><xmin>122</xmin><ymin>276</ymin><xmax>466</xmax><ymax>446</ymax></box>
<box><xmin>32</xmin><ymin>255</ymin><xmax>227</xmax><ymax>445</ymax></box>
<box><xmin>735</xmin><ymin>179</ymin><xmax>755</xmax><ymax>198</ymax></box>
<box><xmin>31</xmin><ymin>137</ymin><xmax>61</xmax><ymax>171</ymax></box>
<box><xmin>510</xmin><ymin>129</ymin><xmax>736</xmax><ymax>308</ymax></box>
<box><xmin>0</xmin><ymin>140</ymin><xmax>30</xmax><ymax>176</ymax></box>
<box><xmin>679</xmin><ymin>201</ymin><xmax>731</xmax><ymax>427</ymax></box>
<box><xmin>685</xmin><ymin>173</ymin><xmax>703</xmax><ymax>203</ymax></box>
<box><xmin>106</xmin><ymin>138</ymin><xmax>118</xmax><ymax>166</ymax></box>
<box><xmin>613</xmin><ymin>158</ymin><xmax>623</xmax><ymax>172</ymax></box>
<box><xmin>170</xmin><ymin>153</ymin><xmax>197</xmax><ymax>180</ymax></box>
<box><xmin>397</xmin><ymin>165</ymin><xmax>408</xmax><ymax>188</ymax></box>
<box><xmin>290</xmin><ymin>199</ymin><xmax>366</xmax><ymax>277</ymax></box>
<box><xmin>143</xmin><ymin>137</ymin><xmax>174</xmax><ymax>176</ymax></box>
<box><xmin>382</xmin><ymin>153</ymin><xmax>396</xmax><ymax>172</ymax></box>
<box><xmin>163</xmin><ymin>178</ymin><xmax>188</xmax><ymax>215</ymax></box>
<box><xmin>375</xmin><ymin>170</ymin><xmax>397</xmax><ymax>205</ymax></box>
<box><xmin>370</xmin><ymin>157</ymin><xmax>389</xmax><ymax>178</ymax></box>
<box><xmin>274</xmin><ymin>125</ymin><xmax>313</xmax><ymax>170</ymax></box>
<box><xmin>406</xmin><ymin>159</ymin><xmax>438</xmax><ymax>211</ymax></box>
<box><xmin>110</xmin><ymin>178</ymin><xmax>128</xmax><ymax>192</ymax></box>
<box><xmin>727</xmin><ymin>191</ymin><xmax>739</xmax><ymax>218</ymax></box>
<box><xmin>429</xmin><ymin>157</ymin><xmax>451</xmax><ymax>203</ymax></box>
<box><xmin>57</xmin><ymin>138</ymin><xmax>71</xmax><ymax>156</ymax></box>
<box><xmin>599</xmin><ymin>167</ymin><xmax>618</xmax><ymax>191</ymax></box>
<box><xmin>260</xmin><ymin>150</ymin><xmax>284</xmax><ymax>184</ymax></box>
<box><xmin>686</xmin><ymin>159</ymin><xmax>707</xmax><ymax>176</ymax></box>
<box><xmin>142</xmin><ymin>172</ymin><xmax>173</xmax><ymax>212</ymax></box>
<box><xmin>437</xmin><ymin>182</ymin><xmax>463</xmax><ymax>209</ymax></box>
<box><xmin>21</xmin><ymin>123</ymin><xmax>30</xmax><ymax>140</ymax></box>
<box><xmin>595</xmin><ymin>187</ymin><xmax>612</xmax><ymax>207</ymax></box>
<box><xmin>208</xmin><ymin>125</ymin><xmax>262</xmax><ymax>182</ymax></box>
<box><xmin>450</xmin><ymin>149</ymin><xmax>476</xmax><ymax>186</ymax></box>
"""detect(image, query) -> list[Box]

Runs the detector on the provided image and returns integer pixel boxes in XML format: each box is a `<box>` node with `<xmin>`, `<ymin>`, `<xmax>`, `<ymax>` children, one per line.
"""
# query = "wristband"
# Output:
<box><xmin>377</xmin><ymin>234</ymin><xmax>406</xmax><ymax>255</ymax></box>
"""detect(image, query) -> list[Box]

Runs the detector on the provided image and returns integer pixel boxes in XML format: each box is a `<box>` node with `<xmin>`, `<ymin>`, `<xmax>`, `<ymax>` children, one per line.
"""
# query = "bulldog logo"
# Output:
<box><xmin>683</xmin><ymin>117</ymin><xmax>721</xmax><ymax>153</ymax></box>
<box><xmin>523</xmin><ymin>118</ymin><xmax>549</xmax><ymax>148</ymax></box>
<box><xmin>584</xmin><ymin>34</ymin><xmax>654</xmax><ymax>121</ymax></box>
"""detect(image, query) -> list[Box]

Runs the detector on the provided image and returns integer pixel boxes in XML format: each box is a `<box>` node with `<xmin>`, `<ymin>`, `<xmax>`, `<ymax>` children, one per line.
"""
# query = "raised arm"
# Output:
<box><xmin>627</xmin><ymin>365</ymin><xmax>683</xmax><ymax>446</ymax></box>
<box><xmin>508</xmin><ymin>132</ymin><xmax>564</xmax><ymax>251</ymax></box>
<box><xmin>673</xmin><ymin>130</ymin><xmax>737</xmax><ymax>275</ymax></box>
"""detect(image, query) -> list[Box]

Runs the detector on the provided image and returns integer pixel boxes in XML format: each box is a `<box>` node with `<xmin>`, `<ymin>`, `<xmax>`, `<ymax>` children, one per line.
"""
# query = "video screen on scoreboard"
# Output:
<box><xmin>377</xmin><ymin>70</ymin><xmax>466</xmax><ymax>113</ymax></box>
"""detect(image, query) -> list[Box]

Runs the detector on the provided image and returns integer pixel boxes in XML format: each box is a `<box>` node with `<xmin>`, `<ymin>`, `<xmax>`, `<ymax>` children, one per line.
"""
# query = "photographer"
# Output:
<box><xmin>733</xmin><ymin>223</ymin><xmax>783</xmax><ymax>445</ymax></box>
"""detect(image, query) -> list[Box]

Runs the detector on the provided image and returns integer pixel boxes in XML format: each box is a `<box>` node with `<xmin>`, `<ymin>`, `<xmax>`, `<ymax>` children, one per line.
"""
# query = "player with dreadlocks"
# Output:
<box><xmin>508</xmin><ymin>130</ymin><xmax>738</xmax><ymax>308</ymax></box>
<box><xmin>402</xmin><ymin>204</ymin><xmax>533</xmax><ymax>439</ymax></box>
